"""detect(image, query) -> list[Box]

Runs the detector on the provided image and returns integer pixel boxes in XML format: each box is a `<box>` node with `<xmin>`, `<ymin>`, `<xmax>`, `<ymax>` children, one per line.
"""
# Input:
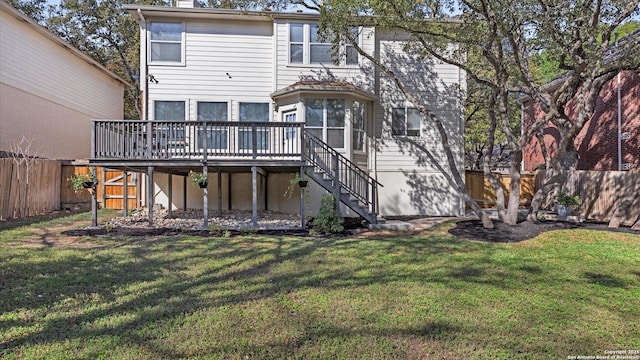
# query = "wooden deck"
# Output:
<box><xmin>90</xmin><ymin>120</ymin><xmax>305</xmax><ymax>172</ymax></box>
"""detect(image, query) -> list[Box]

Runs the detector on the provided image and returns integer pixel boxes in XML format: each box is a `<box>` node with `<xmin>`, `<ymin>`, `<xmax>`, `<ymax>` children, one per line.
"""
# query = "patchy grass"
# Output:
<box><xmin>0</xmin><ymin>216</ymin><xmax>638</xmax><ymax>359</ymax></box>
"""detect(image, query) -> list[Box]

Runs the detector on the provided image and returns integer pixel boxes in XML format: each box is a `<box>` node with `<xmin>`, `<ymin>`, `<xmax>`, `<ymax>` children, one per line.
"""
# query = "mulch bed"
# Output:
<box><xmin>449</xmin><ymin>220</ymin><xmax>639</xmax><ymax>243</ymax></box>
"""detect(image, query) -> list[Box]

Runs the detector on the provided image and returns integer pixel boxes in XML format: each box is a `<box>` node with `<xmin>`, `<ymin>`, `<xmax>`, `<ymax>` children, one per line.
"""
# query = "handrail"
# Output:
<box><xmin>303</xmin><ymin>130</ymin><xmax>382</xmax><ymax>218</ymax></box>
<box><xmin>92</xmin><ymin>120</ymin><xmax>305</xmax><ymax>160</ymax></box>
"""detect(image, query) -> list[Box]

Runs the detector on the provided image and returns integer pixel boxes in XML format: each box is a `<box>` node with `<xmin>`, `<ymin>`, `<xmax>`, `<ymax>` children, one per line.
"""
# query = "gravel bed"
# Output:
<box><xmin>105</xmin><ymin>208</ymin><xmax>302</xmax><ymax>231</ymax></box>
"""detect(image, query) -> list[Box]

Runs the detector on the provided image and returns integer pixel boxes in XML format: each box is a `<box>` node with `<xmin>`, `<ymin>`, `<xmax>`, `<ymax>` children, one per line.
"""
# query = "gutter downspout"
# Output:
<box><xmin>617</xmin><ymin>71</ymin><xmax>622</xmax><ymax>171</ymax></box>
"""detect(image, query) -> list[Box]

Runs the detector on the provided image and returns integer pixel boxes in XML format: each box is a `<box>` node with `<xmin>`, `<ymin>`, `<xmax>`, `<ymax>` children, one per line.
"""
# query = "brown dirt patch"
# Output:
<box><xmin>449</xmin><ymin>220</ymin><xmax>640</xmax><ymax>243</ymax></box>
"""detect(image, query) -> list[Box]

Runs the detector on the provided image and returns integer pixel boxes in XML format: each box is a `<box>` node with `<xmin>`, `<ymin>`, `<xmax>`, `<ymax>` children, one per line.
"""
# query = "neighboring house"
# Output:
<box><xmin>522</xmin><ymin>70</ymin><xmax>640</xmax><ymax>172</ymax></box>
<box><xmin>0</xmin><ymin>0</ymin><xmax>128</xmax><ymax>160</ymax></box>
<box><xmin>88</xmin><ymin>1</ymin><xmax>466</xmax><ymax>224</ymax></box>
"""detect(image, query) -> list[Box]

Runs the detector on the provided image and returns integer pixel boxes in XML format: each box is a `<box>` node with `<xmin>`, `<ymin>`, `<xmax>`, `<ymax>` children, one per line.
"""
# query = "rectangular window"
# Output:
<box><xmin>289</xmin><ymin>23</ymin><xmax>359</xmax><ymax>66</ymax></box>
<box><xmin>304</xmin><ymin>98</ymin><xmax>345</xmax><ymax>149</ymax></box>
<box><xmin>289</xmin><ymin>23</ymin><xmax>304</xmax><ymax>64</ymax></box>
<box><xmin>239</xmin><ymin>102</ymin><xmax>270</xmax><ymax>151</ymax></box>
<box><xmin>310</xmin><ymin>24</ymin><xmax>333</xmax><ymax>64</ymax></box>
<box><xmin>353</xmin><ymin>101</ymin><xmax>365</xmax><ymax>151</ymax></box>
<box><xmin>197</xmin><ymin>102</ymin><xmax>228</xmax><ymax>150</ymax></box>
<box><xmin>154</xmin><ymin>101</ymin><xmax>186</xmax><ymax>148</ymax></box>
<box><xmin>345</xmin><ymin>27</ymin><xmax>359</xmax><ymax>65</ymax></box>
<box><xmin>392</xmin><ymin>107</ymin><xmax>422</xmax><ymax>137</ymax></box>
<box><xmin>150</xmin><ymin>22</ymin><xmax>183</xmax><ymax>63</ymax></box>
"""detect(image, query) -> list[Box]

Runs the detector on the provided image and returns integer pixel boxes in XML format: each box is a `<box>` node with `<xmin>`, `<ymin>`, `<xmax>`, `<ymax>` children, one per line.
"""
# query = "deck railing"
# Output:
<box><xmin>92</xmin><ymin>120</ymin><xmax>305</xmax><ymax>161</ymax></box>
<box><xmin>303</xmin><ymin>130</ymin><xmax>382</xmax><ymax>220</ymax></box>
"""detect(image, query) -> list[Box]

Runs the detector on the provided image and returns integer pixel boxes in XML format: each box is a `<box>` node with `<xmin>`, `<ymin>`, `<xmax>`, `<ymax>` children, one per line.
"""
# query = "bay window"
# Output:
<box><xmin>304</xmin><ymin>98</ymin><xmax>345</xmax><ymax>148</ymax></box>
<box><xmin>353</xmin><ymin>101</ymin><xmax>365</xmax><ymax>151</ymax></box>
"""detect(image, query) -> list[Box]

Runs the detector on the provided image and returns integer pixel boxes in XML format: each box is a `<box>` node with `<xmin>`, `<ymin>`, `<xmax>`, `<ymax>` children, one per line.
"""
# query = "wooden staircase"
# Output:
<box><xmin>303</xmin><ymin>131</ymin><xmax>382</xmax><ymax>224</ymax></box>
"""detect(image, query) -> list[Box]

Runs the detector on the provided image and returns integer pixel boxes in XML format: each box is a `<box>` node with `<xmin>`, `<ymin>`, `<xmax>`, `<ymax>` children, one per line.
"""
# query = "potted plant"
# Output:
<box><xmin>190</xmin><ymin>170</ymin><xmax>208</xmax><ymax>188</ymax></box>
<box><xmin>284</xmin><ymin>172</ymin><xmax>308</xmax><ymax>198</ymax></box>
<box><xmin>556</xmin><ymin>190</ymin><xmax>580</xmax><ymax>220</ymax></box>
<box><xmin>69</xmin><ymin>173</ymin><xmax>97</xmax><ymax>193</ymax></box>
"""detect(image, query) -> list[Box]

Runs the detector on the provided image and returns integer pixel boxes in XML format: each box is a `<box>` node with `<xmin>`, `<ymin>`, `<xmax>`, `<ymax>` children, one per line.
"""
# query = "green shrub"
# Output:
<box><xmin>311</xmin><ymin>194</ymin><xmax>344</xmax><ymax>234</ymax></box>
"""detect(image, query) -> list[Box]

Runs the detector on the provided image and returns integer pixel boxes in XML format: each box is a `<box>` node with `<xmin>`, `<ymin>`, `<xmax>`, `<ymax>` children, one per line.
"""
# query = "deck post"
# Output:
<box><xmin>203</xmin><ymin>165</ymin><xmax>208</xmax><ymax>229</ymax></box>
<box><xmin>147</xmin><ymin>166</ymin><xmax>154</xmax><ymax>226</ymax></box>
<box><xmin>91</xmin><ymin>166</ymin><xmax>97</xmax><ymax>227</ymax></box>
<box><xmin>183</xmin><ymin>176</ymin><xmax>187</xmax><ymax>210</ymax></box>
<box><xmin>252</xmin><ymin>166</ymin><xmax>257</xmax><ymax>228</ymax></box>
<box><xmin>168</xmin><ymin>174</ymin><xmax>173</xmax><ymax>218</ymax></box>
<box><xmin>217</xmin><ymin>171</ymin><xmax>222</xmax><ymax>217</ymax></box>
<box><xmin>332</xmin><ymin>155</ymin><xmax>340</xmax><ymax>213</ymax></box>
<box><xmin>123</xmin><ymin>171</ymin><xmax>128</xmax><ymax>217</ymax></box>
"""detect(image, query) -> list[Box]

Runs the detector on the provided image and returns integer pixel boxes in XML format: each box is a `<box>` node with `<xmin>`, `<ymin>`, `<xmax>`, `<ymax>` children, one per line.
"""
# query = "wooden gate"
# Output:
<box><xmin>99</xmin><ymin>169</ymin><xmax>139</xmax><ymax>210</ymax></box>
<box><xmin>61</xmin><ymin>164</ymin><xmax>139</xmax><ymax>210</ymax></box>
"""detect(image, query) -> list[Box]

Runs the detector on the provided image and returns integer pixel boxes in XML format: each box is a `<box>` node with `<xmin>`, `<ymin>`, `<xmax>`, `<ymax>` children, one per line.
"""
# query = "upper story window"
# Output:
<box><xmin>289</xmin><ymin>23</ymin><xmax>359</xmax><ymax>66</ymax></box>
<box><xmin>392</xmin><ymin>107</ymin><xmax>422</xmax><ymax>137</ymax></box>
<box><xmin>150</xmin><ymin>22</ymin><xmax>184</xmax><ymax>64</ymax></box>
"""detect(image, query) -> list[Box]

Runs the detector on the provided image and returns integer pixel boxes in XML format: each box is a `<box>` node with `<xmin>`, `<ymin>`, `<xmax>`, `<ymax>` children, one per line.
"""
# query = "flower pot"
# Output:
<box><xmin>82</xmin><ymin>181</ymin><xmax>94</xmax><ymax>189</ymax></box>
<box><xmin>557</xmin><ymin>204</ymin><xmax>569</xmax><ymax>220</ymax></box>
<box><xmin>298</xmin><ymin>180</ymin><xmax>308</xmax><ymax>188</ymax></box>
<box><xmin>198</xmin><ymin>181</ymin><xmax>208</xmax><ymax>189</ymax></box>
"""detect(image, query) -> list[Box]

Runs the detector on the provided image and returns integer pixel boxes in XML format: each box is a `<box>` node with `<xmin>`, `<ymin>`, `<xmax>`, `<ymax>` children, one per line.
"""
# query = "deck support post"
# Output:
<box><xmin>252</xmin><ymin>166</ymin><xmax>257</xmax><ymax>228</ymax></box>
<box><xmin>203</xmin><ymin>165</ymin><xmax>208</xmax><ymax>229</ymax></box>
<box><xmin>183</xmin><ymin>176</ymin><xmax>187</xmax><ymax>210</ymax></box>
<box><xmin>147</xmin><ymin>166</ymin><xmax>154</xmax><ymax>226</ymax></box>
<box><xmin>123</xmin><ymin>171</ymin><xmax>129</xmax><ymax>217</ymax></box>
<box><xmin>91</xmin><ymin>166</ymin><xmax>97</xmax><ymax>227</ymax></box>
<box><xmin>217</xmin><ymin>171</ymin><xmax>222</xmax><ymax>217</ymax></box>
<box><xmin>300</xmin><ymin>166</ymin><xmax>306</xmax><ymax>229</ymax></box>
<box><xmin>168</xmin><ymin>174</ymin><xmax>173</xmax><ymax>218</ymax></box>
<box><xmin>228</xmin><ymin>173</ymin><xmax>232</xmax><ymax>210</ymax></box>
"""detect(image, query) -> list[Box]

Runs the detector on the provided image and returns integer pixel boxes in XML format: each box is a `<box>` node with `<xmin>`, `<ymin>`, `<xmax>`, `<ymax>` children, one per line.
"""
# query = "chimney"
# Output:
<box><xmin>176</xmin><ymin>0</ymin><xmax>199</xmax><ymax>8</ymax></box>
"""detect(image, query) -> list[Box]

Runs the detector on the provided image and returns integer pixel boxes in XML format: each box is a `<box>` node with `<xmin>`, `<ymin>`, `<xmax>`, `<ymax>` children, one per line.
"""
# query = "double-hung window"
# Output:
<box><xmin>154</xmin><ymin>101</ymin><xmax>186</xmax><ymax>148</ymax></box>
<box><xmin>392</xmin><ymin>107</ymin><xmax>422</xmax><ymax>137</ymax></box>
<box><xmin>150</xmin><ymin>22</ymin><xmax>183</xmax><ymax>64</ymax></box>
<box><xmin>304</xmin><ymin>98</ymin><xmax>345</xmax><ymax>148</ymax></box>
<box><xmin>309</xmin><ymin>24</ymin><xmax>334</xmax><ymax>64</ymax></box>
<box><xmin>289</xmin><ymin>23</ymin><xmax>359</xmax><ymax>66</ymax></box>
<box><xmin>239</xmin><ymin>102</ymin><xmax>270</xmax><ymax>151</ymax></box>
<box><xmin>197</xmin><ymin>102</ymin><xmax>228</xmax><ymax>150</ymax></box>
<box><xmin>352</xmin><ymin>101</ymin><xmax>365</xmax><ymax>151</ymax></box>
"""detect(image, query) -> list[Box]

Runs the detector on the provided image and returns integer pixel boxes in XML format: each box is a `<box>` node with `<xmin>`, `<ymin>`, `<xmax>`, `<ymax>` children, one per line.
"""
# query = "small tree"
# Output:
<box><xmin>311</xmin><ymin>194</ymin><xmax>344</xmax><ymax>234</ymax></box>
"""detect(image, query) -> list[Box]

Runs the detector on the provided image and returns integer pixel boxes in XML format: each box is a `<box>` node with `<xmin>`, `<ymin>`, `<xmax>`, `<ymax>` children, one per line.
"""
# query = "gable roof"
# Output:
<box><xmin>0</xmin><ymin>0</ymin><xmax>130</xmax><ymax>87</ymax></box>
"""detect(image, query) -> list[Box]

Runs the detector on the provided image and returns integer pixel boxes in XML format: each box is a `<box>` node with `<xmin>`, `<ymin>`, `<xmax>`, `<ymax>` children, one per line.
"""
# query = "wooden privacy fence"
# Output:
<box><xmin>1</xmin><ymin>159</ymin><xmax>139</xmax><ymax>220</ymax></box>
<box><xmin>0</xmin><ymin>158</ymin><xmax>61</xmax><ymax>219</ymax></box>
<box><xmin>60</xmin><ymin>164</ymin><xmax>139</xmax><ymax>211</ymax></box>
<box><xmin>465</xmin><ymin>170</ymin><xmax>536</xmax><ymax>208</ymax></box>
<box><xmin>535</xmin><ymin>170</ymin><xmax>640</xmax><ymax>226</ymax></box>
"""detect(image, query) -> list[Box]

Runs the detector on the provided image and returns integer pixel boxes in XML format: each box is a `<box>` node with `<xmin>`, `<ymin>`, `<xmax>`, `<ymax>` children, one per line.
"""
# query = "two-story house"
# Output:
<box><xmin>87</xmin><ymin>1</ymin><xmax>466</xmax><ymax>226</ymax></box>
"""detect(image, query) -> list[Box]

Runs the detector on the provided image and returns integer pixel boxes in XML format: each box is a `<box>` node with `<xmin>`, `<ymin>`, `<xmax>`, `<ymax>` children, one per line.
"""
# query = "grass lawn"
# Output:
<box><xmin>1</xmin><ymin>212</ymin><xmax>639</xmax><ymax>359</ymax></box>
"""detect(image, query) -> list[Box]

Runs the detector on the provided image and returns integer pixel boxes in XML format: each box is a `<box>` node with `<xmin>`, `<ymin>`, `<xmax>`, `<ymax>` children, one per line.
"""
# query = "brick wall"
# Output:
<box><xmin>522</xmin><ymin>70</ymin><xmax>640</xmax><ymax>172</ymax></box>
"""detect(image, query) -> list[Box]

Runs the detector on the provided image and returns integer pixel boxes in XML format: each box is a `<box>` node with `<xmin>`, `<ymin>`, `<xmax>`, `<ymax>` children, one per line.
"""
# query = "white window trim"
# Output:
<box><xmin>391</xmin><ymin>106</ymin><xmax>422</xmax><ymax>137</ymax></box>
<box><xmin>196</xmin><ymin>101</ymin><xmax>230</xmax><ymax>121</ymax></box>
<box><xmin>352</xmin><ymin>101</ymin><xmax>366</xmax><ymax>154</ymax></box>
<box><xmin>148</xmin><ymin>21</ymin><xmax>186</xmax><ymax>66</ymax></box>
<box><xmin>287</xmin><ymin>23</ymin><xmax>360</xmax><ymax>67</ymax></box>
<box><xmin>304</xmin><ymin>98</ymin><xmax>346</xmax><ymax>150</ymax></box>
<box><xmin>152</xmin><ymin>99</ymin><xmax>188</xmax><ymax>120</ymax></box>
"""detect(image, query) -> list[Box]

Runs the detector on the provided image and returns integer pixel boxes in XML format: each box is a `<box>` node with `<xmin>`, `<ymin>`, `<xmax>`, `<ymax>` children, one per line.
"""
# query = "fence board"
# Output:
<box><xmin>0</xmin><ymin>159</ymin><xmax>61</xmax><ymax>220</ymax></box>
<box><xmin>465</xmin><ymin>170</ymin><xmax>536</xmax><ymax>208</ymax></box>
<box><xmin>535</xmin><ymin>170</ymin><xmax>640</xmax><ymax>225</ymax></box>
